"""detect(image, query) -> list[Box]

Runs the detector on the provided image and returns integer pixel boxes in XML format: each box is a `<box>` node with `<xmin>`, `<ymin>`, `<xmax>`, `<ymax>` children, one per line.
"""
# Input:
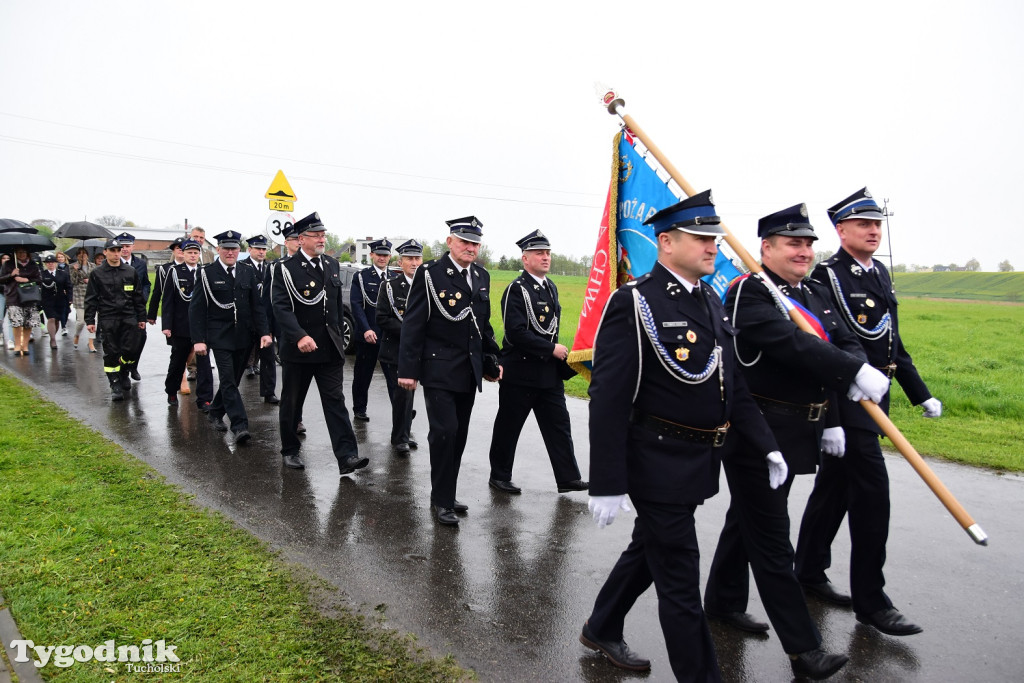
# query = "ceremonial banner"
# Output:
<box><xmin>568</xmin><ymin>131</ymin><xmax>678</xmax><ymax>379</ymax></box>
<box><xmin>703</xmin><ymin>250</ymin><xmax>744</xmax><ymax>302</ymax></box>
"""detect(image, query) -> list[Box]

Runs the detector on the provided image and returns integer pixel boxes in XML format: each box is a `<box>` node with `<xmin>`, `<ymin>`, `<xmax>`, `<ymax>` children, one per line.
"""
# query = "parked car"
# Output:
<box><xmin>337</xmin><ymin>262</ymin><xmax>365</xmax><ymax>354</ymax></box>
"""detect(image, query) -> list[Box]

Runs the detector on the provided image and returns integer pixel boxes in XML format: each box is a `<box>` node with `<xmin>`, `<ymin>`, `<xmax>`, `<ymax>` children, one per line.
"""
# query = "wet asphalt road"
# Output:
<box><xmin>3</xmin><ymin>328</ymin><xmax>1024</xmax><ymax>682</ymax></box>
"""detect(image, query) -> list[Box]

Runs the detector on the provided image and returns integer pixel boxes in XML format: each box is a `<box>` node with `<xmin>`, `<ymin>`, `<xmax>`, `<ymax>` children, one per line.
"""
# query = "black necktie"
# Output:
<box><xmin>227</xmin><ymin>265</ymin><xmax>235</xmax><ymax>279</ymax></box>
<box><xmin>312</xmin><ymin>257</ymin><xmax>321</xmax><ymax>274</ymax></box>
<box><xmin>461</xmin><ymin>268</ymin><xmax>470</xmax><ymax>288</ymax></box>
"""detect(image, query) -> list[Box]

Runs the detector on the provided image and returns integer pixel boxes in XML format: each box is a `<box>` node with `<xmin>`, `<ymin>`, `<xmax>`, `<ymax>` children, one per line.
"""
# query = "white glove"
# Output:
<box><xmin>920</xmin><ymin>397</ymin><xmax>943</xmax><ymax>418</ymax></box>
<box><xmin>766</xmin><ymin>451</ymin><xmax>788</xmax><ymax>489</ymax></box>
<box><xmin>588</xmin><ymin>495</ymin><xmax>631</xmax><ymax>529</ymax></box>
<box><xmin>821</xmin><ymin>427</ymin><xmax>845</xmax><ymax>458</ymax></box>
<box><xmin>848</xmin><ymin>363</ymin><xmax>890</xmax><ymax>404</ymax></box>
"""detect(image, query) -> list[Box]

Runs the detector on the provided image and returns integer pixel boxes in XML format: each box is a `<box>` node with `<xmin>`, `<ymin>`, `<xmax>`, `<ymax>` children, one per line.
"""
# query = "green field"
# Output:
<box><xmin>488</xmin><ymin>270</ymin><xmax>1024</xmax><ymax>471</ymax></box>
<box><xmin>892</xmin><ymin>271</ymin><xmax>1024</xmax><ymax>301</ymax></box>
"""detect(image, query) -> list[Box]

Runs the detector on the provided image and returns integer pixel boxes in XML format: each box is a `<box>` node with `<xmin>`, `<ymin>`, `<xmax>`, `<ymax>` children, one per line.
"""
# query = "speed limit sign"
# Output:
<box><xmin>266</xmin><ymin>212</ymin><xmax>294</xmax><ymax>246</ymax></box>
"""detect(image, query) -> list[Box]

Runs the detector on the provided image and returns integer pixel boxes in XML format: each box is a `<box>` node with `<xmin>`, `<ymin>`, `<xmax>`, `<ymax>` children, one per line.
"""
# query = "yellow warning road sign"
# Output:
<box><xmin>265</xmin><ymin>170</ymin><xmax>297</xmax><ymax>201</ymax></box>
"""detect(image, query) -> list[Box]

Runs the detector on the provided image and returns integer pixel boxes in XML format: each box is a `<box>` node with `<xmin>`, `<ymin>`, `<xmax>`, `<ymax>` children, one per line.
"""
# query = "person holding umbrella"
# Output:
<box><xmin>0</xmin><ymin>247</ymin><xmax>43</xmax><ymax>356</ymax></box>
<box><xmin>70</xmin><ymin>248</ymin><xmax>98</xmax><ymax>352</ymax></box>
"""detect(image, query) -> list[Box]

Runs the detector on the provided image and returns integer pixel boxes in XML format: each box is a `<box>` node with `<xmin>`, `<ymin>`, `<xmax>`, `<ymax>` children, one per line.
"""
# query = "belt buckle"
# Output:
<box><xmin>712</xmin><ymin>425</ymin><xmax>728</xmax><ymax>448</ymax></box>
<box><xmin>807</xmin><ymin>402</ymin><xmax>825</xmax><ymax>422</ymax></box>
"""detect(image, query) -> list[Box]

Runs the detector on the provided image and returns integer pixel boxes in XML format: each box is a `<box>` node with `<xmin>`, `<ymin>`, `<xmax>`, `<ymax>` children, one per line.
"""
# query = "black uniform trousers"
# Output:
<box><xmin>98</xmin><ymin>318</ymin><xmax>140</xmax><ymax>377</ymax></box>
<box><xmin>279</xmin><ymin>359</ymin><xmax>358</xmax><ymax>466</ymax></box>
<box><xmin>351</xmin><ymin>340</ymin><xmax>396</xmax><ymax>413</ymax></box>
<box><xmin>588</xmin><ymin>497</ymin><xmax>721</xmax><ymax>683</ymax></box>
<box><xmin>256</xmin><ymin>342</ymin><xmax>277</xmax><ymax>398</ymax></box>
<box><xmin>165</xmin><ymin>336</ymin><xmax>213</xmax><ymax>405</ymax></box>
<box><xmin>422</xmin><ymin>386</ymin><xmax>475</xmax><ymax>508</ymax></box>
<box><xmin>703</xmin><ymin>456</ymin><xmax>821</xmax><ymax>655</ymax></box>
<box><xmin>795</xmin><ymin>426</ymin><xmax>893</xmax><ymax>616</ymax></box>
<box><xmin>210</xmin><ymin>346</ymin><xmax>251</xmax><ymax>432</ymax></box>
<box><xmin>382</xmin><ymin>362</ymin><xmax>415</xmax><ymax>445</ymax></box>
<box><xmin>487</xmin><ymin>382</ymin><xmax>580</xmax><ymax>484</ymax></box>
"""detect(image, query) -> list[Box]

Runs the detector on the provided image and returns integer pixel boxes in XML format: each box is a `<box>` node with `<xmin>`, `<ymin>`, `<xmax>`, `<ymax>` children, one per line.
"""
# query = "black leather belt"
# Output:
<box><xmin>753</xmin><ymin>394</ymin><xmax>829</xmax><ymax>422</ymax></box>
<box><xmin>630</xmin><ymin>410</ymin><xmax>730</xmax><ymax>447</ymax></box>
<box><xmin>875</xmin><ymin>363</ymin><xmax>898</xmax><ymax>379</ymax></box>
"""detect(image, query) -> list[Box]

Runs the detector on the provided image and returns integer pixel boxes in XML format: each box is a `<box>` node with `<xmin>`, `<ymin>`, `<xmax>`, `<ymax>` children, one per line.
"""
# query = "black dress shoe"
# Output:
<box><xmin>579</xmin><ymin>622</ymin><xmax>650</xmax><ymax>671</ymax></box>
<box><xmin>167</xmin><ymin>394</ymin><xmax>178</xmax><ymax>406</ymax></box>
<box><xmin>130</xmin><ymin>368</ymin><xmax>141</xmax><ymax>381</ymax></box>
<box><xmin>186</xmin><ymin>371</ymin><xmax>197</xmax><ymax>381</ymax></box>
<box><xmin>208</xmin><ymin>415</ymin><xmax>228</xmax><ymax>432</ymax></box>
<box><xmin>790</xmin><ymin>648</ymin><xmax>849</xmax><ymax>680</ymax></box>
<box><xmin>338</xmin><ymin>454</ymin><xmax>369</xmax><ymax>475</ymax></box>
<box><xmin>246</xmin><ymin>366</ymin><xmax>256</xmax><ymax>378</ymax></box>
<box><xmin>802</xmin><ymin>581</ymin><xmax>852</xmax><ymax>606</ymax></box>
<box><xmin>705</xmin><ymin>609</ymin><xmax>770</xmax><ymax>633</ymax></box>
<box><xmin>198</xmin><ymin>401</ymin><xmax>212</xmax><ymax>413</ymax></box>
<box><xmin>283</xmin><ymin>454</ymin><xmax>305</xmax><ymax>470</ymax></box>
<box><xmin>407</xmin><ymin>440</ymin><xmax>418</xmax><ymax>449</ymax></box>
<box><xmin>489</xmin><ymin>478</ymin><xmax>522</xmax><ymax>494</ymax></box>
<box><xmin>353</xmin><ymin>412</ymin><xmax>370</xmax><ymax>422</ymax></box>
<box><xmin>856</xmin><ymin>608</ymin><xmax>923</xmax><ymax>636</ymax></box>
<box><xmin>434</xmin><ymin>506</ymin><xmax>459</xmax><ymax>525</ymax></box>
<box><xmin>395</xmin><ymin>442</ymin><xmax>410</xmax><ymax>454</ymax></box>
<box><xmin>452</xmin><ymin>500</ymin><xmax>468</xmax><ymax>512</ymax></box>
<box><xmin>233</xmin><ymin>429</ymin><xmax>251</xmax><ymax>444</ymax></box>
<box><xmin>264</xmin><ymin>394</ymin><xmax>280</xmax><ymax>404</ymax></box>
<box><xmin>557</xmin><ymin>479</ymin><xmax>590</xmax><ymax>493</ymax></box>
<box><xmin>296</xmin><ymin>421</ymin><xmax>306</xmax><ymax>434</ymax></box>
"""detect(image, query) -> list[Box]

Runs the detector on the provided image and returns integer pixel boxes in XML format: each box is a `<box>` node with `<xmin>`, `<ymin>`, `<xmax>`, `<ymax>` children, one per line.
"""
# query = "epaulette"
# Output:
<box><xmin>422</xmin><ymin>258</ymin><xmax>441</xmax><ymax>269</ymax></box>
<box><xmin>626</xmin><ymin>272</ymin><xmax>653</xmax><ymax>288</ymax></box>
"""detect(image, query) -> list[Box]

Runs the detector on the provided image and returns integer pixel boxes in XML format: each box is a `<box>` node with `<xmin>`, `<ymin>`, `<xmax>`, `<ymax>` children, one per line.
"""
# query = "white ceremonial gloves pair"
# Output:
<box><xmin>821</xmin><ymin>427</ymin><xmax>845</xmax><ymax>458</ymax></box>
<box><xmin>766</xmin><ymin>451</ymin><xmax>788</xmax><ymax>489</ymax></box>
<box><xmin>920</xmin><ymin>397</ymin><xmax>943</xmax><ymax>418</ymax></box>
<box><xmin>588</xmin><ymin>495</ymin><xmax>631</xmax><ymax>529</ymax></box>
<box><xmin>848</xmin><ymin>363</ymin><xmax>890</xmax><ymax>404</ymax></box>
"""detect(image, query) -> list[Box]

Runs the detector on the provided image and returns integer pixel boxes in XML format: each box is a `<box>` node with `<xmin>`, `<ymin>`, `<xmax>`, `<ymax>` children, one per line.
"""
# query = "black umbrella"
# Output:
<box><xmin>66</xmin><ymin>238</ymin><xmax>108</xmax><ymax>260</ymax></box>
<box><xmin>0</xmin><ymin>218</ymin><xmax>37</xmax><ymax>233</ymax></box>
<box><xmin>0</xmin><ymin>232</ymin><xmax>55</xmax><ymax>253</ymax></box>
<box><xmin>53</xmin><ymin>221</ymin><xmax>115</xmax><ymax>240</ymax></box>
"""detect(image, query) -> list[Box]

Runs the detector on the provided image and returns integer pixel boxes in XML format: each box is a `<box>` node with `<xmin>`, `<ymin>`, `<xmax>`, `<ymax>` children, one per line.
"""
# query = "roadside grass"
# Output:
<box><xmin>892</xmin><ymin>271</ymin><xmax>1024</xmax><ymax>301</ymax></box>
<box><xmin>0</xmin><ymin>372</ymin><xmax>469</xmax><ymax>682</ymax></box>
<box><xmin>487</xmin><ymin>271</ymin><xmax>1024</xmax><ymax>471</ymax></box>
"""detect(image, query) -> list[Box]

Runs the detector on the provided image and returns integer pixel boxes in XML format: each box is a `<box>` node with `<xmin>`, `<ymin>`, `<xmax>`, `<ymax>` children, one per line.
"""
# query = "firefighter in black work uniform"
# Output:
<box><xmin>84</xmin><ymin>238</ymin><xmax>147</xmax><ymax>401</ymax></box>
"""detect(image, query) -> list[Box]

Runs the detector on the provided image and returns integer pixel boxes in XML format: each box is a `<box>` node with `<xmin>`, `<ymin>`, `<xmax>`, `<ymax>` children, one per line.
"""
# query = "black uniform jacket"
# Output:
<box><xmin>161</xmin><ymin>263</ymin><xmax>198</xmax><ymax>340</ymax></box>
<box><xmin>397</xmin><ymin>254</ymin><xmax>500</xmax><ymax>393</ymax></box>
<box><xmin>813</xmin><ymin>248</ymin><xmax>931</xmax><ymax>433</ymax></box>
<box><xmin>84</xmin><ymin>261</ymin><xmax>146</xmax><ymax>325</ymax></box>
<box><xmin>271</xmin><ymin>251</ymin><xmax>346</xmax><ymax>364</ymax></box>
<box><xmin>189</xmin><ymin>260</ymin><xmax>268</xmax><ymax>351</ymax></box>
<box><xmin>376</xmin><ymin>273</ymin><xmax>410</xmax><ymax>366</ymax></box>
<box><xmin>40</xmin><ymin>268</ymin><xmax>72</xmax><ymax>308</ymax></box>
<box><xmin>147</xmin><ymin>261</ymin><xmax>177</xmax><ymax>321</ymax></box>
<box><xmin>127</xmin><ymin>254</ymin><xmax>150</xmax><ymax>305</ymax></box>
<box><xmin>726</xmin><ymin>267</ymin><xmax>866</xmax><ymax>473</ymax></box>
<box><xmin>351</xmin><ymin>265</ymin><xmax>385</xmax><ymax>337</ymax></box>
<box><xmin>588</xmin><ymin>262</ymin><xmax>777</xmax><ymax>505</ymax></box>
<box><xmin>498</xmin><ymin>271</ymin><xmax>575</xmax><ymax>388</ymax></box>
<box><xmin>244</xmin><ymin>258</ymin><xmax>275</xmax><ymax>334</ymax></box>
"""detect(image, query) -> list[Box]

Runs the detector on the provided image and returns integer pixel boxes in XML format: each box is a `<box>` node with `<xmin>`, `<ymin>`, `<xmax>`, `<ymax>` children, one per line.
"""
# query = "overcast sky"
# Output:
<box><xmin>2</xmin><ymin>0</ymin><xmax>1022</xmax><ymax>271</ymax></box>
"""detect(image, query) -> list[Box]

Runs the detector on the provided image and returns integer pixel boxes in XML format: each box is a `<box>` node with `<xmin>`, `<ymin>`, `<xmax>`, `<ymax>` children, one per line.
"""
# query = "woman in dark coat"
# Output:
<box><xmin>0</xmin><ymin>247</ymin><xmax>42</xmax><ymax>355</ymax></box>
<box><xmin>40</xmin><ymin>255</ymin><xmax>72</xmax><ymax>349</ymax></box>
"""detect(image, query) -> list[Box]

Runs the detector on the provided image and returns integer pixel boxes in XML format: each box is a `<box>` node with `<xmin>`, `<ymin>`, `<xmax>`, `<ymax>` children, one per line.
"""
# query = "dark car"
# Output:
<box><xmin>337</xmin><ymin>262</ymin><xmax>365</xmax><ymax>354</ymax></box>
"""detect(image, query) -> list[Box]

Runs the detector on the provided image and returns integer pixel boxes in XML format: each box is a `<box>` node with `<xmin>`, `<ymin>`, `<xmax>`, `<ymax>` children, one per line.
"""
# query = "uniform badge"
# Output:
<box><xmin>676</xmin><ymin>347</ymin><xmax>690</xmax><ymax>361</ymax></box>
<box><xmin>866</xmin><ymin>299</ymin><xmax>875</xmax><ymax>308</ymax></box>
<box><xmin>686</xmin><ymin>330</ymin><xmax>697</xmax><ymax>343</ymax></box>
<box><xmin>303</xmin><ymin>290</ymin><xmax>311</xmax><ymax>297</ymax></box>
<box><xmin>455</xmin><ymin>292</ymin><xmax>462</xmax><ymax>300</ymax></box>
<box><xmin>397</xmin><ymin>309</ymin><xmax>404</xmax><ymax>315</ymax></box>
<box><xmin>539</xmin><ymin>315</ymin><xmax>545</xmax><ymax>322</ymax></box>
<box><xmin>309</xmin><ymin>280</ymin><xmax>316</xmax><ymax>287</ymax></box>
<box><xmin>857</xmin><ymin>313</ymin><xmax>868</xmax><ymax>324</ymax></box>
<box><xmin>180</xmin><ymin>287</ymin><xmax>185</xmax><ymax>292</ymax></box>
<box><xmin>544</xmin><ymin>305</ymin><xmax>549</xmax><ymax>313</ymax></box>
<box><xmin>439</xmin><ymin>290</ymin><xmax>446</xmax><ymax>298</ymax></box>
<box><xmin>449</xmin><ymin>299</ymin><xmax>456</xmax><ymax>307</ymax></box>
<box><xmin>850</xmin><ymin>264</ymin><xmax>863</xmax><ymax>276</ymax></box>
<box><xmin>446</xmin><ymin>268</ymin><xmax>454</xmax><ymax>276</ymax></box>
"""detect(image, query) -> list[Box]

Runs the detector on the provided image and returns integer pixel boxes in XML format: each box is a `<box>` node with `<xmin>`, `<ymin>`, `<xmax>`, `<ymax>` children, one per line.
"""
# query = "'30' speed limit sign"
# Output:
<box><xmin>266</xmin><ymin>212</ymin><xmax>294</xmax><ymax>246</ymax></box>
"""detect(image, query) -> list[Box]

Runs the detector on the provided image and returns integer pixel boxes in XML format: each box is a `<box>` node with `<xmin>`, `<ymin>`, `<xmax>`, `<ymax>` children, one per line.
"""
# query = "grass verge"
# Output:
<box><xmin>0</xmin><ymin>371</ymin><xmax>468</xmax><ymax>682</ymax></box>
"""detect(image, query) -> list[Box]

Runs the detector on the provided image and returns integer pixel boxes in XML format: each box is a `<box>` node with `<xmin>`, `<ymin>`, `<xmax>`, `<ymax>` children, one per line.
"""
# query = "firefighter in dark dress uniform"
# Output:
<box><xmin>189</xmin><ymin>230</ymin><xmax>271</xmax><ymax>444</ymax></box>
<box><xmin>702</xmin><ymin>203</ymin><xmax>882</xmax><ymax>679</ymax></box>
<box><xmin>84</xmin><ymin>238</ymin><xmax>147</xmax><ymax>401</ymax></box>
<box><xmin>350</xmin><ymin>238</ymin><xmax>397</xmax><ymax>421</ymax></box>
<box><xmin>486</xmin><ymin>229</ymin><xmax>588</xmax><ymax>495</ymax></box>
<box><xmin>272</xmin><ymin>212</ymin><xmax>366</xmax><ymax>475</ymax></box>
<box><xmin>376</xmin><ymin>239</ymin><xmax>423</xmax><ymax>453</ymax></box>
<box><xmin>795</xmin><ymin>188</ymin><xmax>941</xmax><ymax>636</ymax></box>
<box><xmin>580</xmin><ymin>191</ymin><xmax>791</xmax><ymax>682</ymax></box>
<box><xmin>160</xmin><ymin>240</ymin><xmax>213</xmax><ymax>408</ymax></box>
<box><xmin>116</xmin><ymin>232</ymin><xmax>150</xmax><ymax>381</ymax></box>
<box><xmin>397</xmin><ymin>216</ymin><xmax>502</xmax><ymax>526</ymax></box>
<box><xmin>244</xmin><ymin>234</ymin><xmax>279</xmax><ymax>404</ymax></box>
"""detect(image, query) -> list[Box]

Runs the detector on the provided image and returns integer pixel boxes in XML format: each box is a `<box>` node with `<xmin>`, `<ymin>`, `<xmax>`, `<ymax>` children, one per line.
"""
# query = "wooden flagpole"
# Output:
<box><xmin>599</xmin><ymin>87</ymin><xmax>987</xmax><ymax>546</ymax></box>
